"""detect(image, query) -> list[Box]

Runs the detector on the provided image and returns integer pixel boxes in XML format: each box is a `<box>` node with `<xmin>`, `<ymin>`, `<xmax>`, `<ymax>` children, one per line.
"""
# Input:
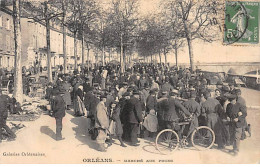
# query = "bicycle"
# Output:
<box><xmin>155</xmin><ymin>117</ymin><xmax>215</xmax><ymax>155</ymax></box>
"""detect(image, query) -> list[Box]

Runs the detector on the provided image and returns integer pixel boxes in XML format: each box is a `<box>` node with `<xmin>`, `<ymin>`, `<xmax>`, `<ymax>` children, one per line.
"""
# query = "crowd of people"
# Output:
<box><xmin>3</xmin><ymin>63</ymin><xmax>249</xmax><ymax>155</ymax></box>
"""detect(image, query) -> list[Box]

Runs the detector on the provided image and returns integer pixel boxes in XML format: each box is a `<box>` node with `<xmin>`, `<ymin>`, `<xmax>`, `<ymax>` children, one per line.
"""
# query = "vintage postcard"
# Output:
<box><xmin>0</xmin><ymin>0</ymin><xmax>260</xmax><ymax>165</ymax></box>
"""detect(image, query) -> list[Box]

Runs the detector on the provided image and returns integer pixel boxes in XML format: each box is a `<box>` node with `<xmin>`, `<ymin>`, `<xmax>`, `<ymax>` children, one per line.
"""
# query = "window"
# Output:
<box><xmin>6</xmin><ymin>35</ymin><xmax>10</xmax><ymax>51</ymax></box>
<box><xmin>0</xmin><ymin>15</ymin><xmax>3</xmax><ymax>27</ymax></box>
<box><xmin>7</xmin><ymin>57</ymin><xmax>10</xmax><ymax>67</ymax></box>
<box><xmin>6</xmin><ymin>18</ymin><xmax>10</xmax><ymax>30</ymax></box>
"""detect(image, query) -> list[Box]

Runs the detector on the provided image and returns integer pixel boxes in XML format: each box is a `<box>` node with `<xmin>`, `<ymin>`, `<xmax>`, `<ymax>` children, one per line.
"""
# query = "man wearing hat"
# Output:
<box><xmin>201</xmin><ymin>91</ymin><xmax>225</xmax><ymax>149</ymax></box>
<box><xmin>226</xmin><ymin>94</ymin><xmax>247</xmax><ymax>155</ymax></box>
<box><xmin>182</xmin><ymin>91</ymin><xmax>201</xmax><ymax>137</ymax></box>
<box><xmin>157</xmin><ymin>91</ymin><xmax>169</xmax><ymax>131</ymax></box>
<box><xmin>163</xmin><ymin>90</ymin><xmax>191</xmax><ymax>137</ymax></box>
<box><xmin>122</xmin><ymin>90</ymin><xmax>143</xmax><ymax>146</ymax></box>
<box><xmin>235</xmin><ymin>89</ymin><xmax>250</xmax><ymax>139</ymax></box>
<box><xmin>146</xmin><ymin>89</ymin><xmax>158</xmax><ymax>114</ymax></box>
<box><xmin>95</xmin><ymin>94</ymin><xmax>109</xmax><ymax>152</ymax></box>
<box><xmin>0</xmin><ymin>90</ymin><xmax>16</xmax><ymax>143</ymax></box>
<box><xmin>161</xmin><ymin>77</ymin><xmax>173</xmax><ymax>93</ymax></box>
<box><xmin>118</xmin><ymin>82</ymin><xmax>128</xmax><ymax>99</ymax></box>
<box><xmin>229</xmin><ymin>82</ymin><xmax>236</xmax><ymax>95</ymax></box>
<box><xmin>52</xmin><ymin>89</ymin><xmax>66</xmax><ymax>141</ymax></box>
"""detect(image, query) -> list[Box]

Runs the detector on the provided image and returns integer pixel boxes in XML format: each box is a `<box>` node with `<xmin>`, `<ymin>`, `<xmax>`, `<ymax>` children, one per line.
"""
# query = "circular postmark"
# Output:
<box><xmin>224</xmin><ymin>1</ymin><xmax>249</xmax><ymax>45</ymax></box>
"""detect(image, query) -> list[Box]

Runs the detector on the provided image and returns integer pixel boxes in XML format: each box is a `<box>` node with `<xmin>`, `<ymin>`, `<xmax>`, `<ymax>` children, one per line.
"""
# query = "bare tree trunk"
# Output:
<box><xmin>81</xmin><ymin>34</ymin><xmax>84</xmax><ymax>71</ymax></box>
<box><xmin>174</xmin><ymin>40</ymin><xmax>178</xmax><ymax>67</ymax></box>
<box><xmin>62</xmin><ymin>1</ymin><xmax>67</xmax><ymax>74</ymax></box>
<box><xmin>186</xmin><ymin>37</ymin><xmax>194</xmax><ymax>72</ymax></box>
<box><xmin>13</xmin><ymin>0</ymin><xmax>23</xmax><ymax>104</ymax></box>
<box><xmin>74</xmin><ymin>31</ymin><xmax>78</xmax><ymax>70</ymax></box>
<box><xmin>159</xmin><ymin>50</ymin><xmax>162</xmax><ymax>65</ymax></box>
<box><xmin>180</xmin><ymin>1</ymin><xmax>194</xmax><ymax>72</ymax></box>
<box><xmin>102</xmin><ymin>44</ymin><xmax>105</xmax><ymax>66</ymax></box>
<box><xmin>44</xmin><ymin>2</ymin><xmax>52</xmax><ymax>82</ymax></box>
<box><xmin>164</xmin><ymin>48</ymin><xmax>167</xmax><ymax>66</ymax></box>
<box><xmin>87</xmin><ymin>43</ymin><xmax>90</xmax><ymax>71</ymax></box>
<box><xmin>120</xmin><ymin>32</ymin><xmax>124</xmax><ymax>73</ymax></box>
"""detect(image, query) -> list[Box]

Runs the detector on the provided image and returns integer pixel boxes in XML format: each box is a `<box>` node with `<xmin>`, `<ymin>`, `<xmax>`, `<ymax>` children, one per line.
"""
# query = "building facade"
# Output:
<box><xmin>0</xmin><ymin>2</ymin><xmax>95</xmax><ymax>72</ymax></box>
<box><xmin>0</xmin><ymin>6</ymin><xmax>15</xmax><ymax>70</ymax></box>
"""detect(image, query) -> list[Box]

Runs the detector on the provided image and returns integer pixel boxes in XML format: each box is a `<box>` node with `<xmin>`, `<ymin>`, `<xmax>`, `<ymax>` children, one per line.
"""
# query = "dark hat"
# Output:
<box><xmin>149</xmin><ymin>89</ymin><xmax>156</xmax><ymax>95</ymax></box>
<box><xmin>227</xmin><ymin>94</ymin><xmax>237</xmax><ymax>101</ymax></box>
<box><xmin>153</xmin><ymin>88</ymin><xmax>159</xmax><ymax>92</ymax></box>
<box><xmin>170</xmin><ymin>90</ymin><xmax>179</xmax><ymax>96</ymax></box>
<box><xmin>222</xmin><ymin>86</ymin><xmax>230</xmax><ymax>92</ymax></box>
<box><xmin>127</xmin><ymin>87</ymin><xmax>133</xmax><ymax>92</ymax></box>
<box><xmin>133</xmin><ymin>89</ymin><xmax>139</xmax><ymax>95</ymax></box>
<box><xmin>100</xmin><ymin>94</ymin><xmax>107</xmax><ymax>99</ymax></box>
<box><xmin>235</xmin><ymin>89</ymin><xmax>241</xmax><ymax>94</ymax></box>
<box><xmin>203</xmin><ymin>91</ymin><xmax>211</xmax><ymax>98</ymax></box>
<box><xmin>123</xmin><ymin>92</ymin><xmax>130</xmax><ymax>97</ymax></box>
<box><xmin>190</xmin><ymin>91</ymin><xmax>196</xmax><ymax>98</ymax></box>
<box><xmin>228</xmin><ymin>82</ymin><xmax>235</xmax><ymax>86</ymax></box>
<box><xmin>216</xmin><ymin>81</ymin><xmax>223</xmax><ymax>85</ymax></box>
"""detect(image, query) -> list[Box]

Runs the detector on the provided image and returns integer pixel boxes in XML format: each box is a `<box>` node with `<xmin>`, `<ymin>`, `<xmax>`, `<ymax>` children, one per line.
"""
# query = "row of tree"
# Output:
<box><xmin>10</xmin><ymin>0</ymin><xmax>224</xmax><ymax>103</ymax></box>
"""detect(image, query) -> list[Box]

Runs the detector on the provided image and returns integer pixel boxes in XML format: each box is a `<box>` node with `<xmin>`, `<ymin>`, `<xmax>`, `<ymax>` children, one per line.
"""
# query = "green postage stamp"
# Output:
<box><xmin>224</xmin><ymin>1</ymin><xmax>259</xmax><ymax>44</ymax></box>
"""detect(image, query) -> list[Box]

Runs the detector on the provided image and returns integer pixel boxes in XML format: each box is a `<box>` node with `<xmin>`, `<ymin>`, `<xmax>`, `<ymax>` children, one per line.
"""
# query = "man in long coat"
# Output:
<box><xmin>226</xmin><ymin>94</ymin><xmax>247</xmax><ymax>155</ymax></box>
<box><xmin>201</xmin><ymin>91</ymin><xmax>225</xmax><ymax>148</ymax></box>
<box><xmin>52</xmin><ymin>90</ymin><xmax>66</xmax><ymax>141</ymax></box>
<box><xmin>183</xmin><ymin>91</ymin><xmax>201</xmax><ymax>137</ymax></box>
<box><xmin>122</xmin><ymin>90</ymin><xmax>143</xmax><ymax>146</ymax></box>
<box><xmin>164</xmin><ymin>91</ymin><xmax>191</xmax><ymax>137</ymax></box>
<box><xmin>95</xmin><ymin>95</ymin><xmax>109</xmax><ymax>152</ymax></box>
<box><xmin>146</xmin><ymin>89</ymin><xmax>157</xmax><ymax>114</ymax></box>
<box><xmin>0</xmin><ymin>90</ymin><xmax>16</xmax><ymax>142</ymax></box>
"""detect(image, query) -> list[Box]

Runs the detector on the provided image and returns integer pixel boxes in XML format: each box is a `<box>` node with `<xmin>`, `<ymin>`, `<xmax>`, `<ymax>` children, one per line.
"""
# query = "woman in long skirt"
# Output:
<box><xmin>74</xmin><ymin>85</ymin><xmax>85</xmax><ymax>116</ymax></box>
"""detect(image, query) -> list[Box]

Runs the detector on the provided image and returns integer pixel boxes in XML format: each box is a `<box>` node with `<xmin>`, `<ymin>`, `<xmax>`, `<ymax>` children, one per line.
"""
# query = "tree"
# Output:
<box><xmin>13</xmin><ymin>0</ymin><xmax>23</xmax><ymax>104</ymax></box>
<box><xmin>106</xmin><ymin>0</ymin><xmax>139</xmax><ymax>73</ymax></box>
<box><xmin>162</xmin><ymin>0</ymin><xmax>223</xmax><ymax>71</ymax></box>
<box><xmin>22</xmin><ymin>1</ymin><xmax>63</xmax><ymax>82</ymax></box>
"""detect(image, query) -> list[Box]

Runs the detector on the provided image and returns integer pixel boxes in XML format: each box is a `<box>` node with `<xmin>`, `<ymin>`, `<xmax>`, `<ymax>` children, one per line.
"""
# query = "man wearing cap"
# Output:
<box><xmin>118</xmin><ymin>82</ymin><xmax>128</xmax><ymax>99</ymax></box>
<box><xmin>226</xmin><ymin>94</ymin><xmax>247</xmax><ymax>155</ymax></box>
<box><xmin>141</xmin><ymin>84</ymin><xmax>150</xmax><ymax>104</ymax></box>
<box><xmin>235</xmin><ymin>89</ymin><xmax>249</xmax><ymax>140</ymax></box>
<box><xmin>95</xmin><ymin>94</ymin><xmax>109</xmax><ymax>152</ymax></box>
<box><xmin>140</xmin><ymin>75</ymin><xmax>148</xmax><ymax>88</ymax></box>
<box><xmin>201</xmin><ymin>91</ymin><xmax>225</xmax><ymax>149</ymax></box>
<box><xmin>52</xmin><ymin>89</ymin><xmax>66</xmax><ymax>141</ymax></box>
<box><xmin>150</xmin><ymin>79</ymin><xmax>160</xmax><ymax>91</ymax></box>
<box><xmin>161</xmin><ymin>77</ymin><xmax>173</xmax><ymax>93</ymax></box>
<box><xmin>183</xmin><ymin>91</ymin><xmax>201</xmax><ymax>137</ymax></box>
<box><xmin>122</xmin><ymin>90</ymin><xmax>143</xmax><ymax>146</ymax></box>
<box><xmin>84</xmin><ymin>87</ymin><xmax>98</xmax><ymax>134</ymax></box>
<box><xmin>146</xmin><ymin>89</ymin><xmax>158</xmax><ymax>114</ymax></box>
<box><xmin>0</xmin><ymin>90</ymin><xmax>16</xmax><ymax>143</ymax></box>
<box><xmin>157</xmin><ymin>91</ymin><xmax>169</xmax><ymax>131</ymax></box>
<box><xmin>229</xmin><ymin>82</ymin><xmax>236</xmax><ymax>95</ymax></box>
<box><xmin>164</xmin><ymin>91</ymin><xmax>191</xmax><ymax>136</ymax></box>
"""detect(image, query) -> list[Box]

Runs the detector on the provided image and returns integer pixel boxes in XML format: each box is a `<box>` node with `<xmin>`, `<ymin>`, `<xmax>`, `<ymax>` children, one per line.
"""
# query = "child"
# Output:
<box><xmin>143</xmin><ymin>109</ymin><xmax>158</xmax><ymax>138</ymax></box>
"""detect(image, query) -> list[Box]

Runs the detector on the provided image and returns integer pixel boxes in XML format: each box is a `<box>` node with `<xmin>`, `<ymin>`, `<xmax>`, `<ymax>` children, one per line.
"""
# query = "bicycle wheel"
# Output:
<box><xmin>191</xmin><ymin>126</ymin><xmax>215</xmax><ymax>150</ymax></box>
<box><xmin>155</xmin><ymin>129</ymin><xmax>179</xmax><ymax>155</ymax></box>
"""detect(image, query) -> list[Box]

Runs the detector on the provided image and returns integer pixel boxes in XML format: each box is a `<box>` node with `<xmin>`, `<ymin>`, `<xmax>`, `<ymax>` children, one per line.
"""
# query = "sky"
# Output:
<box><xmin>138</xmin><ymin>0</ymin><xmax>260</xmax><ymax>64</ymax></box>
<box><xmin>26</xmin><ymin>0</ymin><xmax>260</xmax><ymax>64</ymax></box>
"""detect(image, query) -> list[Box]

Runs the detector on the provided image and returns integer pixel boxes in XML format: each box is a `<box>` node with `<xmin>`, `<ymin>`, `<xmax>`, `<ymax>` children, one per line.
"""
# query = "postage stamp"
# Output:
<box><xmin>224</xmin><ymin>1</ymin><xmax>259</xmax><ymax>44</ymax></box>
